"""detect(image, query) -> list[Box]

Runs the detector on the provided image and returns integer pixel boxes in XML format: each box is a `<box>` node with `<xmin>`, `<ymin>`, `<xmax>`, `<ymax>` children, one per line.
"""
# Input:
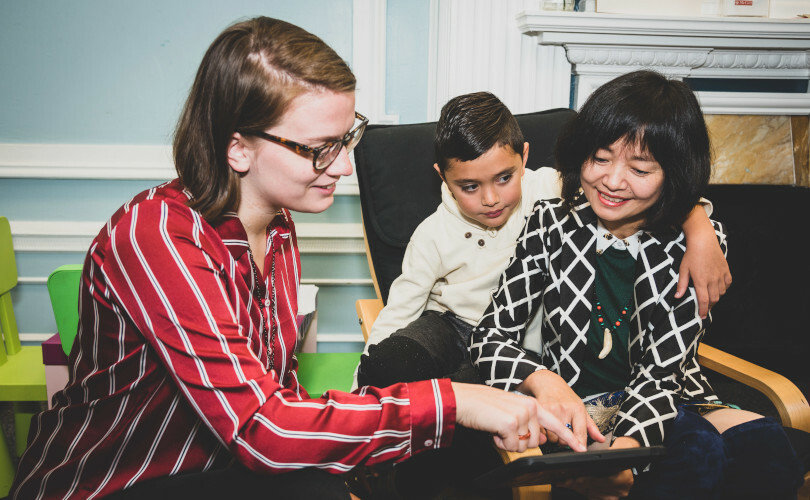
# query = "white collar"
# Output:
<box><xmin>595</xmin><ymin>221</ymin><xmax>642</xmax><ymax>260</ymax></box>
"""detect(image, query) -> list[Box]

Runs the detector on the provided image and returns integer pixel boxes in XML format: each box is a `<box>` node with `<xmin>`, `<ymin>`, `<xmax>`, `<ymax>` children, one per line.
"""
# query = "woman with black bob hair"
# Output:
<box><xmin>557</xmin><ymin>70</ymin><xmax>711</xmax><ymax>235</ymax></box>
<box><xmin>471</xmin><ymin>70</ymin><xmax>803</xmax><ymax>498</ymax></box>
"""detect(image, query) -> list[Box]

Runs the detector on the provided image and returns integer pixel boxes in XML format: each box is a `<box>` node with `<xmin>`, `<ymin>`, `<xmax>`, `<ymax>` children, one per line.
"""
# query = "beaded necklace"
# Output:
<box><xmin>248</xmin><ymin>247</ymin><xmax>277</xmax><ymax>371</ymax></box>
<box><xmin>594</xmin><ymin>297</ymin><xmax>631</xmax><ymax>360</ymax></box>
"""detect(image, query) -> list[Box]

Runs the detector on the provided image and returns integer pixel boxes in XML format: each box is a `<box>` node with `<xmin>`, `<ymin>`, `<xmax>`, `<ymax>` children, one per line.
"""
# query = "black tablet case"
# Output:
<box><xmin>474</xmin><ymin>446</ymin><xmax>667</xmax><ymax>489</ymax></box>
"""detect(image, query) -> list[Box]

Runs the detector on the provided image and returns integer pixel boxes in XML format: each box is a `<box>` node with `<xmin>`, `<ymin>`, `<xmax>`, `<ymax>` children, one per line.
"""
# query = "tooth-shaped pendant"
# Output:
<box><xmin>598</xmin><ymin>327</ymin><xmax>612</xmax><ymax>359</ymax></box>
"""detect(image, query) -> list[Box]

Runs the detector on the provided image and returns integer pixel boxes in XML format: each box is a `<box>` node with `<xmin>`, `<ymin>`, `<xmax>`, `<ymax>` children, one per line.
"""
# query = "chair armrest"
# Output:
<box><xmin>496</xmin><ymin>448</ymin><xmax>552</xmax><ymax>499</ymax></box>
<box><xmin>698</xmin><ymin>343</ymin><xmax>810</xmax><ymax>432</ymax></box>
<box><xmin>355</xmin><ymin>298</ymin><xmax>383</xmax><ymax>343</ymax></box>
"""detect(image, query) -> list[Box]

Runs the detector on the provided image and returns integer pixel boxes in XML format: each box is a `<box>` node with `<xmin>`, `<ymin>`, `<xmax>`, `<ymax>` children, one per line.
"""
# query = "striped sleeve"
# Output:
<box><xmin>101</xmin><ymin>199</ymin><xmax>455</xmax><ymax>473</ymax></box>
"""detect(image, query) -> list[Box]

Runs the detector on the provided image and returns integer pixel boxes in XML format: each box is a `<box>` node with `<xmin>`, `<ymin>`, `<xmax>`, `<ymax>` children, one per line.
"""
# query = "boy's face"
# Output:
<box><xmin>436</xmin><ymin>142</ymin><xmax>528</xmax><ymax>229</ymax></box>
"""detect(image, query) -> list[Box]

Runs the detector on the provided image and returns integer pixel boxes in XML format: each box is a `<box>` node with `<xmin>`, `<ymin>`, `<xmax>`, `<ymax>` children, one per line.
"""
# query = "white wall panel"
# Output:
<box><xmin>427</xmin><ymin>0</ymin><xmax>571</xmax><ymax>121</ymax></box>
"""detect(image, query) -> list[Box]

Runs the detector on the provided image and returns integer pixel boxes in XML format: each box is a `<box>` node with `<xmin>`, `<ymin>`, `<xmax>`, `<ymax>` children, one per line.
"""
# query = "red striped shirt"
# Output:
<box><xmin>12</xmin><ymin>179</ymin><xmax>455</xmax><ymax>499</ymax></box>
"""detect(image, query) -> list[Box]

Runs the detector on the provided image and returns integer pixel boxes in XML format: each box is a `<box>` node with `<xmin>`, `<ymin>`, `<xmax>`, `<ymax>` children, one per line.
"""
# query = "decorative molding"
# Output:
<box><xmin>565</xmin><ymin>46</ymin><xmax>711</xmax><ymax>71</ymax></box>
<box><xmin>9</xmin><ymin>220</ymin><xmax>365</xmax><ymax>254</ymax></box>
<box><xmin>518</xmin><ymin>11</ymin><xmax>810</xmax><ymax>111</ymax></box>
<box><xmin>316</xmin><ymin>333</ymin><xmax>365</xmax><ymax>344</ymax></box>
<box><xmin>517</xmin><ymin>11</ymin><xmax>810</xmax><ymax>49</ymax></box>
<box><xmin>300</xmin><ymin>278</ymin><xmax>373</xmax><ymax>286</ymax></box>
<box><xmin>0</xmin><ymin>143</ymin><xmax>360</xmax><ymax>194</ymax></box>
<box><xmin>427</xmin><ymin>0</ymin><xmax>569</xmax><ymax>121</ymax></box>
<box><xmin>0</xmin><ymin>144</ymin><xmax>175</xmax><ymax>180</ymax></box>
<box><xmin>698</xmin><ymin>50</ymin><xmax>810</xmax><ymax>77</ymax></box>
<box><xmin>696</xmin><ymin>91</ymin><xmax>810</xmax><ymax>115</ymax></box>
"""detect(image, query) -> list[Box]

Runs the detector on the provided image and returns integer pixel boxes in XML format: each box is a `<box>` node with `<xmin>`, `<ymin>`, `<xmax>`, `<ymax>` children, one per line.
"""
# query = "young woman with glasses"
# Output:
<box><xmin>10</xmin><ymin>17</ymin><xmax>581</xmax><ymax>500</ymax></box>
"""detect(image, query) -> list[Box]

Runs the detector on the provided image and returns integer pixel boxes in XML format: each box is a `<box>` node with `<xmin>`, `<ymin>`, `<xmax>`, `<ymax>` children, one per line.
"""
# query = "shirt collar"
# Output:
<box><xmin>212</xmin><ymin>210</ymin><xmax>292</xmax><ymax>261</ymax></box>
<box><xmin>595</xmin><ymin>220</ymin><xmax>642</xmax><ymax>260</ymax></box>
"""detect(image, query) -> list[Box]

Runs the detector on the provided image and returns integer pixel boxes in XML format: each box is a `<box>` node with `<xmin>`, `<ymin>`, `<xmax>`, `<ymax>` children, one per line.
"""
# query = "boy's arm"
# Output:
<box><xmin>364</xmin><ymin>238</ymin><xmax>440</xmax><ymax>351</ymax></box>
<box><xmin>352</xmin><ymin>234</ymin><xmax>442</xmax><ymax>390</ymax></box>
<box><xmin>677</xmin><ymin>204</ymin><xmax>732</xmax><ymax>318</ymax></box>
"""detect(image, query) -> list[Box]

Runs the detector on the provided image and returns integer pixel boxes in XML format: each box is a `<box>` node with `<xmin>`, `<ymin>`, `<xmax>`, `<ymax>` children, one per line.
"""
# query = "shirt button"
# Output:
<box><xmin>424</xmin><ymin>439</ymin><xmax>434</xmax><ymax>447</ymax></box>
<box><xmin>465</xmin><ymin>232</ymin><xmax>472</xmax><ymax>238</ymax></box>
<box><xmin>478</xmin><ymin>239</ymin><xmax>485</xmax><ymax>247</ymax></box>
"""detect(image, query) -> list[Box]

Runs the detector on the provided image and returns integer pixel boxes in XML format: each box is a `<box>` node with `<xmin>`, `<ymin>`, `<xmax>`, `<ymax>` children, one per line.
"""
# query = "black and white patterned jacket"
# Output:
<box><xmin>470</xmin><ymin>198</ymin><xmax>727</xmax><ymax>446</ymax></box>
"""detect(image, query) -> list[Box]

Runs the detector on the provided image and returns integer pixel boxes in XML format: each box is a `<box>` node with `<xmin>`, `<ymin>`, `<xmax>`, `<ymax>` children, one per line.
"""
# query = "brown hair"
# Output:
<box><xmin>173</xmin><ymin>17</ymin><xmax>356</xmax><ymax>222</ymax></box>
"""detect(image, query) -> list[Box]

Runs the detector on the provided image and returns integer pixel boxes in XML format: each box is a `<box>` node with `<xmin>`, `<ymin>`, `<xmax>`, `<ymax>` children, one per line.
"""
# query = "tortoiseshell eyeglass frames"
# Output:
<box><xmin>239</xmin><ymin>111</ymin><xmax>368</xmax><ymax>170</ymax></box>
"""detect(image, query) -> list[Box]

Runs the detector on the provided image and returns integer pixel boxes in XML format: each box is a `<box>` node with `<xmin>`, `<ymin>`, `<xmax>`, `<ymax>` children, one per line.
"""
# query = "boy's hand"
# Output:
<box><xmin>518</xmin><ymin>370</ymin><xmax>604</xmax><ymax>449</ymax></box>
<box><xmin>678</xmin><ymin>205</ymin><xmax>732</xmax><ymax>318</ymax></box>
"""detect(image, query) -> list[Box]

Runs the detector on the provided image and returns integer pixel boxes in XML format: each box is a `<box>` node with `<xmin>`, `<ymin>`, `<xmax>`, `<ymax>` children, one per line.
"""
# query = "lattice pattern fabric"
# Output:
<box><xmin>471</xmin><ymin>198</ymin><xmax>726</xmax><ymax>446</ymax></box>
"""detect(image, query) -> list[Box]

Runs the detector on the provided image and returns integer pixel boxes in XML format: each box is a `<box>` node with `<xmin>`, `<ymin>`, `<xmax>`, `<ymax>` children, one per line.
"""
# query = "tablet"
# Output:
<box><xmin>473</xmin><ymin>446</ymin><xmax>666</xmax><ymax>489</ymax></box>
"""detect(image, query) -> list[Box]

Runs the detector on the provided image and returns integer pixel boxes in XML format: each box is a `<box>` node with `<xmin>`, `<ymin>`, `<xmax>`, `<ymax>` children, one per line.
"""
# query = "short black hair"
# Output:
<box><xmin>434</xmin><ymin>92</ymin><xmax>524</xmax><ymax>174</ymax></box>
<box><xmin>556</xmin><ymin>70</ymin><xmax>712</xmax><ymax>234</ymax></box>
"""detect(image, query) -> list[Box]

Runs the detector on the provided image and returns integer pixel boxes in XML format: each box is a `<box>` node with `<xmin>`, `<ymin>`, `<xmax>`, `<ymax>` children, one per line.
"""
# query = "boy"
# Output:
<box><xmin>355</xmin><ymin>91</ymin><xmax>730</xmax><ymax>389</ymax></box>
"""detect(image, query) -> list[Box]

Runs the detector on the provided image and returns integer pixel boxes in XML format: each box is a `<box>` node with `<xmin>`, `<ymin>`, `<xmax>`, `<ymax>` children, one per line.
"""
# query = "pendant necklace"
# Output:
<box><xmin>594</xmin><ymin>297</ymin><xmax>631</xmax><ymax>359</ymax></box>
<box><xmin>248</xmin><ymin>247</ymin><xmax>277</xmax><ymax>371</ymax></box>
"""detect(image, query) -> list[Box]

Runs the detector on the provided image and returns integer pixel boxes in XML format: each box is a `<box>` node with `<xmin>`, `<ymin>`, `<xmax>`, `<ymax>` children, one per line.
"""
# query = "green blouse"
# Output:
<box><xmin>573</xmin><ymin>246</ymin><xmax>636</xmax><ymax>398</ymax></box>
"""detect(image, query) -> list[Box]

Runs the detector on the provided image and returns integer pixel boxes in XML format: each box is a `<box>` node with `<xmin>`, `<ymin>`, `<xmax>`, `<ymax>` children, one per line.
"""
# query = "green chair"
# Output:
<box><xmin>0</xmin><ymin>217</ymin><xmax>48</xmax><ymax>496</ymax></box>
<box><xmin>45</xmin><ymin>264</ymin><xmax>360</xmax><ymax>399</ymax></box>
<box><xmin>296</xmin><ymin>352</ymin><xmax>361</xmax><ymax>396</ymax></box>
<box><xmin>47</xmin><ymin>265</ymin><xmax>83</xmax><ymax>356</ymax></box>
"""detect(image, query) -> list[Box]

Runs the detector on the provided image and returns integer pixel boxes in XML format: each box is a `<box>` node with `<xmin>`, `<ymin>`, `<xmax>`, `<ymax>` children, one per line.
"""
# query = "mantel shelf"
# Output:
<box><xmin>516</xmin><ymin>10</ymin><xmax>810</xmax><ymax>113</ymax></box>
<box><xmin>517</xmin><ymin>11</ymin><xmax>810</xmax><ymax>49</ymax></box>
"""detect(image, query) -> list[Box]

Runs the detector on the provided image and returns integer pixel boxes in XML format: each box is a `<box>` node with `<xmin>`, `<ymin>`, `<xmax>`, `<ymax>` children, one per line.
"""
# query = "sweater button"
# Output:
<box><xmin>465</xmin><ymin>232</ymin><xmax>472</xmax><ymax>238</ymax></box>
<box><xmin>424</xmin><ymin>439</ymin><xmax>434</xmax><ymax>447</ymax></box>
<box><xmin>478</xmin><ymin>239</ymin><xmax>485</xmax><ymax>247</ymax></box>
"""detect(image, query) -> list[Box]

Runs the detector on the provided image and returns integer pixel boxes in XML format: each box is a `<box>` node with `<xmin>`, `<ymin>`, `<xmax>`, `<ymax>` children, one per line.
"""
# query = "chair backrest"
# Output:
<box><xmin>353</xmin><ymin>108</ymin><xmax>577</xmax><ymax>304</ymax></box>
<box><xmin>703</xmin><ymin>184</ymin><xmax>810</xmax><ymax>397</ymax></box>
<box><xmin>47</xmin><ymin>265</ymin><xmax>83</xmax><ymax>356</ymax></box>
<box><xmin>0</xmin><ymin>216</ymin><xmax>21</xmax><ymax>361</ymax></box>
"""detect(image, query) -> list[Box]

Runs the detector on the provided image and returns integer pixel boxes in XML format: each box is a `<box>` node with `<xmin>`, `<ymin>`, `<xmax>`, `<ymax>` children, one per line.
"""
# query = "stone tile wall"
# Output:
<box><xmin>706</xmin><ymin>114</ymin><xmax>810</xmax><ymax>186</ymax></box>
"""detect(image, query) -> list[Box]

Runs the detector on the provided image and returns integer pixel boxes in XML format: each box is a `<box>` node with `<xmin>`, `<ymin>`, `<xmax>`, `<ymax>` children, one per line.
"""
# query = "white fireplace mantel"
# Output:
<box><xmin>517</xmin><ymin>11</ymin><xmax>810</xmax><ymax>114</ymax></box>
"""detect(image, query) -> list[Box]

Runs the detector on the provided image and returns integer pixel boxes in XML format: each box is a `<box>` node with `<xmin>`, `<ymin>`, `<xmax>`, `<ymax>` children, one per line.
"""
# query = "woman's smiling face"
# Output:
<box><xmin>235</xmin><ymin>89</ymin><xmax>356</xmax><ymax>217</ymax></box>
<box><xmin>580</xmin><ymin>137</ymin><xmax>665</xmax><ymax>239</ymax></box>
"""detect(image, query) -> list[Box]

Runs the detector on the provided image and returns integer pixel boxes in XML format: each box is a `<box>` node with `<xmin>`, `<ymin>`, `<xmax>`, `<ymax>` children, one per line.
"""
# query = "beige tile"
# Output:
<box><xmin>706</xmin><ymin>115</ymin><xmax>795</xmax><ymax>185</ymax></box>
<box><xmin>791</xmin><ymin>115</ymin><xmax>809</xmax><ymax>187</ymax></box>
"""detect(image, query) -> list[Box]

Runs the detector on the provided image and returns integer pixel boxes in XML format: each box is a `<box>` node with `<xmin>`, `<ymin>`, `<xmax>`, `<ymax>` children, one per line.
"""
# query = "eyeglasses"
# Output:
<box><xmin>239</xmin><ymin>112</ymin><xmax>368</xmax><ymax>170</ymax></box>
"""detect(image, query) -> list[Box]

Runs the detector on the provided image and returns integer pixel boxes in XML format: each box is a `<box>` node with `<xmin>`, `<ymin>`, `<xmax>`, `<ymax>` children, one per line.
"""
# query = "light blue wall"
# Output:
<box><xmin>0</xmin><ymin>0</ymin><xmax>354</xmax><ymax>143</ymax></box>
<box><xmin>1</xmin><ymin>1</ymin><xmax>432</xmax><ymax>353</ymax></box>
<box><xmin>386</xmin><ymin>0</ymin><xmax>431</xmax><ymax>124</ymax></box>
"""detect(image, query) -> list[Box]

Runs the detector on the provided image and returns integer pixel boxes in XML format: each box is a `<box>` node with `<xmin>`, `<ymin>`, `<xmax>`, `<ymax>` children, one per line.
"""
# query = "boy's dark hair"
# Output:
<box><xmin>556</xmin><ymin>70</ymin><xmax>712</xmax><ymax>234</ymax></box>
<box><xmin>434</xmin><ymin>92</ymin><xmax>525</xmax><ymax>174</ymax></box>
